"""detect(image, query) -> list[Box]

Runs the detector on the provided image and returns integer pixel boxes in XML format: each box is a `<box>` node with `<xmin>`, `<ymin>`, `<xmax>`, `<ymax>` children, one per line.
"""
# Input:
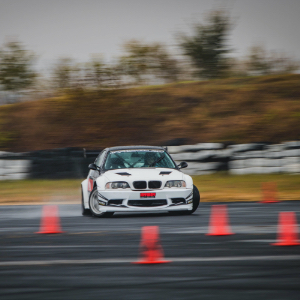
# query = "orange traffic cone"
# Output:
<box><xmin>260</xmin><ymin>182</ymin><xmax>279</xmax><ymax>203</ymax></box>
<box><xmin>36</xmin><ymin>205</ymin><xmax>64</xmax><ymax>234</ymax></box>
<box><xmin>271</xmin><ymin>212</ymin><xmax>300</xmax><ymax>246</ymax></box>
<box><xmin>206</xmin><ymin>205</ymin><xmax>234</xmax><ymax>236</ymax></box>
<box><xmin>133</xmin><ymin>226</ymin><xmax>171</xmax><ymax>264</ymax></box>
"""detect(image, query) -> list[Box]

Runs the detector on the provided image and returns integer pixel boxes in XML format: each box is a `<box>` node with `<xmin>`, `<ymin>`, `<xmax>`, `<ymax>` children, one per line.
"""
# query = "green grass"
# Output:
<box><xmin>0</xmin><ymin>179</ymin><xmax>82</xmax><ymax>205</ymax></box>
<box><xmin>0</xmin><ymin>174</ymin><xmax>299</xmax><ymax>205</ymax></box>
<box><xmin>193</xmin><ymin>173</ymin><xmax>300</xmax><ymax>202</ymax></box>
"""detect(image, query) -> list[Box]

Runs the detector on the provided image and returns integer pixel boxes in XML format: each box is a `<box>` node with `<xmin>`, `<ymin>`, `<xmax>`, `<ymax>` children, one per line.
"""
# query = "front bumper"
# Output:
<box><xmin>97</xmin><ymin>188</ymin><xmax>193</xmax><ymax>212</ymax></box>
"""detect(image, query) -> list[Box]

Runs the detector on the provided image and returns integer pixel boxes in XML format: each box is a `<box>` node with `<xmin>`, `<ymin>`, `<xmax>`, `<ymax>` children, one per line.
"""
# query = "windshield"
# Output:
<box><xmin>104</xmin><ymin>150</ymin><xmax>176</xmax><ymax>170</ymax></box>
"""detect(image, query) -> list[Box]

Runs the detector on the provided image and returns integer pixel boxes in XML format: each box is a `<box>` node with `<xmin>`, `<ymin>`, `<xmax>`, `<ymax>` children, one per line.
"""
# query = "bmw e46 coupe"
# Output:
<box><xmin>81</xmin><ymin>146</ymin><xmax>200</xmax><ymax>217</ymax></box>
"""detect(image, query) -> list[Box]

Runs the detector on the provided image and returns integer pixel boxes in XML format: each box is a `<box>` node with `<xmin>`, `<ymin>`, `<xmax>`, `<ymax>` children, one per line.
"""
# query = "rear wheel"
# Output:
<box><xmin>89</xmin><ymin>187</ymin><xmax>114</xmax><ymax>218</ymax></box>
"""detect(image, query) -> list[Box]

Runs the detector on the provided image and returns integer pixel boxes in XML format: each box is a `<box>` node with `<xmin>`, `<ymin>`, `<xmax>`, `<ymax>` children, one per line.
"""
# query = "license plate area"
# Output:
<box><xmin>140</xmin><ymin>193</ymin><xmax>156</xmax><ymax>198</ymax></box>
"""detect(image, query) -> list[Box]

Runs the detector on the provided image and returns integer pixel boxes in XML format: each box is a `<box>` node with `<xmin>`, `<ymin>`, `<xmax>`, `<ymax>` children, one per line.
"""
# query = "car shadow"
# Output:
<box><xmin>110</xmin><ymin>212</ymin><xmax>200</xmax><ymax>218</ymax></box>
<box><xmin>112</xmin><ymin>212</ymin><xmax>169</xmax><ymax>218</ymax></box>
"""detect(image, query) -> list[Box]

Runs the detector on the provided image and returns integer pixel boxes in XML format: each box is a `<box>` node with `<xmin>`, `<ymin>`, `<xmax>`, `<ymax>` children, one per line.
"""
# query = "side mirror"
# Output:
<box><xmin>178</xmin><ymin>161</ymin><xmax>188</xmax><ymax>169</ymax></box>
<box><xmin>88</xmin><ymin>163</ymin><xmax>98</xmax><ymax>171</ymax></box>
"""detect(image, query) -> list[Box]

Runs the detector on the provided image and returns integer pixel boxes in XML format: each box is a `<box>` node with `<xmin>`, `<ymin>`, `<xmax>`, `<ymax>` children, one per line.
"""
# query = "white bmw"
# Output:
<box><xmin>81</xmin><ymin>146</ymin><xmax>200</xmax><ymax>217</ymax></box>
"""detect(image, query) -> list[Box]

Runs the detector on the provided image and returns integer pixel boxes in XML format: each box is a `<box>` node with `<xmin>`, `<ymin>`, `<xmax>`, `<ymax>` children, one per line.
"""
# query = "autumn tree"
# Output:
<box><xmin>178</xmin><ymin>10</ymin><xmax>232</xmax><ymax>79</ymax></box>
<box><xmin>51</xmin><ymin>58</ymin><xmax>82</xmax><ymax>89</ymax></box>
<box><xmin>0</xmin><ymin>40</ymin><xmax>37</xmax><ymax>93</ymax></box>
<box><xmin>119</xmin><ymin>40</ymin><xmax>180</xmax><ymax>84</ymax></box>
<box><xmin>85</xmin><ymin>56</ymin><xmax>122</xmax><ymax>88</ymax></box>
<box><xmin>246</xmin><ymin>45</ymin><xmax>299</xmax><ymax>75</ymax></box>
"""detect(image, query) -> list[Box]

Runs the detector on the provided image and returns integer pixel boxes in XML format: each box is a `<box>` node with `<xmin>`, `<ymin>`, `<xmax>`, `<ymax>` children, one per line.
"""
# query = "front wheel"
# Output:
<box><xmin>170</xmin><ymin>185</ymin><xmax>200</xmax><ymax>216</ymax></box>
<box><xmin>89</xmin><ymin>187</ymin><xmax>114</xmax><ymax>218</ymax></box>
<box><xmin>188</xmin><ymin>184</ymin><xmax>200</xmax><ymax>214</ymax></box>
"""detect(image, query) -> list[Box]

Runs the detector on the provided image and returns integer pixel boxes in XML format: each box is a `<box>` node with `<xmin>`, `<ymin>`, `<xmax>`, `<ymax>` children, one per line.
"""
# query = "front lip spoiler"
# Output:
<box><xmin>104</xmin><ymin>207</ymin><xmax>191</xmax><ymax>213</ymax></box>
<box><xmin>98</xmin><ymin>188</ymin><xmax>193</xmax><ymax>211</ymax></box>
<box><xmin>101</xmin><ymin>203</ymin><xmax>192</xmax><ymax>212</ymax></box>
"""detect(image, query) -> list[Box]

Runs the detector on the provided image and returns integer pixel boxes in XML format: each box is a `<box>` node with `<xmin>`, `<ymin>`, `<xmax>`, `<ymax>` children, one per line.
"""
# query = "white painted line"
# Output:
<box><xmin>0</xmin><ymin>225</ymin><xmax>278</xmax><ymax>234</ymax></box>
<box><xmin>172</xmin><ymin>225</ymin><xmax>278</xmax><ymax>234</ymax></box>
<box><xmin>0</xmin><ymin>258</ymin><xmax>133</xmax><ymax>266</ymax></box>
<box><xmin>234</xmin><ymin>240</ymin><xmax>274</xmax><ymax>243</ymax></box>
<box><xmin>2</xmin><ymin>245</ymin><xmax>137</xmax><ymax>249</ymax></box>
<box><xmin>0</xmin><ymin>255</ymin><xmax>300</xmax><ymax>267</ymax></box>
<box><xmin>170</xmin><ymin>255</ymin><xmax>300</xmax><ymax>262</ymax></box>
<box><xmin>3</xmin><ymin>245</ymin><xmax>105</xmax><ymax>249</ymax></box>
<box><xmin>2</xmin><ymin>241</ymin><xmax>276</xmax><ymax>249</ymax></box>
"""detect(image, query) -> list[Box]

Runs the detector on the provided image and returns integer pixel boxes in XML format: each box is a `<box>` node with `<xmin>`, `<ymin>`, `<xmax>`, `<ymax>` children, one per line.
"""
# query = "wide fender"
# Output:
<box><xmin>95</xmin><ymin>175</ymin><xmax>107</xmax><ymax>190</ymax></box>
<box><xmin>81</xmin><ymin>179</ymin><xmax>89</xmax><ymax>209</ymax></box>
<box><xmin>183</xmin><ymin>174</ymin><xmax>193</xmax><ymax>189</ymax></box>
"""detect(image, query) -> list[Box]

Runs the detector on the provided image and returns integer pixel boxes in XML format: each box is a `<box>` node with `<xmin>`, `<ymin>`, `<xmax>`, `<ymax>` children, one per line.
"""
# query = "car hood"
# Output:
<box><xmin>103</xmin><ymin>168</ymin><xmax>184</xmax><ymax>186</ymax></box>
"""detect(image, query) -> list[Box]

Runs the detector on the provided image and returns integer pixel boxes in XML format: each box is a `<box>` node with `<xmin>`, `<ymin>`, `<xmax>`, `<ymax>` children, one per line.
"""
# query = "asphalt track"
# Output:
<box><xmin>0</xmin><ymin>201</ymin><xmax>300</xmax><ymax>300</ymax></box>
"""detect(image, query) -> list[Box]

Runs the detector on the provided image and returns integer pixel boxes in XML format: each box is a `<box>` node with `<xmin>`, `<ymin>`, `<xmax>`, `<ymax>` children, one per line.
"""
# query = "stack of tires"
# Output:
<box><xmin>229</xmin><ymin>142</ymin><xmax>300</xmax><ymax>175</ymax></box>
<box><xmin>169</xmin><ymin>143</ymin><xmax>229</xmax><ymax>175</ymax></box>
<box><xmin>0</xmin><ymin>151</ymin><xmax>31</xmax><ymax>180</ymax></box>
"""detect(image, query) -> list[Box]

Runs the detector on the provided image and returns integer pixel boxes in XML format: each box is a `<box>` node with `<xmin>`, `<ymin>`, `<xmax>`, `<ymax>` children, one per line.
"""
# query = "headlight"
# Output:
<box><xmin>105</xmin><ymin>182</ymin><xmax>130</xmax><ymax>189</ymax></box>
<box><xmin>164</xmin><ymin>180</ymin><xmax>186</xmax><ymax>188</ymax></box>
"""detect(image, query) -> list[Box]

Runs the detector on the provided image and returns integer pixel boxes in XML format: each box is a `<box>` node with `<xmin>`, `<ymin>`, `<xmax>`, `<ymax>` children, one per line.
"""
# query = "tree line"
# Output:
<box><xmin>0</xmin><ymin>10</ymin><xmax>299</xmax><ymax>100</ymax></box>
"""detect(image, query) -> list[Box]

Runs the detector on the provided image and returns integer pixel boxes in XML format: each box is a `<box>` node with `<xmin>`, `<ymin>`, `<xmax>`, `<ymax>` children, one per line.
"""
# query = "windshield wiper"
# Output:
<box><xmin>149</xmin><ymin>153</ymin><xmax>165</xmax><ymax>167</ymax></box>
<box><xmin>131</xmin><ymin>157</ymin><xmax>144</xmax><ymax>167</ymax></box>
<box><xmin>114</xmin><ymin>153</ymin><xmax>134</xmax><ymax>168</ymax></box>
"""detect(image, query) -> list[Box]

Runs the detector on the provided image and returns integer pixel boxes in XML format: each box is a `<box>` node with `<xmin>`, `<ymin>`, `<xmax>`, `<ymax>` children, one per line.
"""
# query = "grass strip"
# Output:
<box><xmin>193</xmin><ymin>173</ymin><xmax>300</xmax><ymax>202</ymax></box>
<box><xmin>0</xmin><ymin>174</ymin><xmax>299</xmax><ymax>205</ymax></box>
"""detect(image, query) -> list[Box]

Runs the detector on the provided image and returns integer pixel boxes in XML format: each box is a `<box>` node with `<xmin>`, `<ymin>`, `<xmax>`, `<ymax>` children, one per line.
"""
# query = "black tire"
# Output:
<box><xmin>81</xmin><ymin>187</ymin><xmax>92</xmax><ymax>216</ymax></box>
<box><xmin>170</xmin><ymin>185</ymin><xmax>200</xmax><ymax>216</ymax></box>
<box><xmin>190</xmin><ymin>184</ymin><xmax>200</xmax><ymax>213</ymax></box>
<box><xmin>89</xmin><ymin>187</ymin><xmax>114</xmax><ymax>218</ymax></box>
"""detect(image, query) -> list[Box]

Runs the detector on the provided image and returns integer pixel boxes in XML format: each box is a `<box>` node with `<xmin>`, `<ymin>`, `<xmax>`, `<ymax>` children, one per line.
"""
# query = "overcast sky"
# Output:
<box><xmin>1</xmin><ymin>0</ymin><xmax>300</xmax><ymax>71</ymax></box>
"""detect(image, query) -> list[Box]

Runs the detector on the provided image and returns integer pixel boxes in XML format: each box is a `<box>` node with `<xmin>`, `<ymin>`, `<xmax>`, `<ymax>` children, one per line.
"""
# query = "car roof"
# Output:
<box><xmin>105</xmin><ymin>145</ymin><xmax>165</xmax><ymax>152</ymax></box>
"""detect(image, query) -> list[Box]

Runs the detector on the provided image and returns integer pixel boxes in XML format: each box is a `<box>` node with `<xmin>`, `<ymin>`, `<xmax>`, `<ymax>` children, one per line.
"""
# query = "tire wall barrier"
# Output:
<box><xmin>0</xmin><ymin>148</ymin><xmax>100</xmax><ymax>180</ymax></box>
<box><xmin>170</xmin><ymin>142</ymin><xmax>300</xmax><ymax>176</ymax></box>
<box><xmin>0</xmin><ymin>142</ymin><xmax>300</xmax><ymax>180</ymax></box>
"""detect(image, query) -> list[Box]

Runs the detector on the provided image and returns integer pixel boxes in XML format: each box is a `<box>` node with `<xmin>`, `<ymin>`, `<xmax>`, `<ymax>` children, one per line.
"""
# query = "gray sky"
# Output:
<box><xmin>1</xmin><ymin>0</ymin><xmax>300</xmax><ymax>71</ymax></box>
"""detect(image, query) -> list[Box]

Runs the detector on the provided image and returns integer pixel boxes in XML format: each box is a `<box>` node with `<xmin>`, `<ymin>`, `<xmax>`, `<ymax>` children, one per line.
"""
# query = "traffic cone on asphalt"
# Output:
<box><xmin>133</xmin><ymin>226</ymin><xmax>171</xmax><ymax>264</ymax></box>
<box><xmin>36</xmin><ymin>205</ymin><xmax>64</xmax><ymax>234</ymax></box>
<box><xmin>271</xmin><ymin>212</ymin><xmax>300</xmax><ymax>246</ymax></box>
<box><xmin>206</xmin><ymin>205</ymin><xmax>234</xmax><ymax>236</ymax></box>
<box><xmin>260</xmin><ymin>182</ymin><xmax>279</xmax><ymax>203</ymax></box>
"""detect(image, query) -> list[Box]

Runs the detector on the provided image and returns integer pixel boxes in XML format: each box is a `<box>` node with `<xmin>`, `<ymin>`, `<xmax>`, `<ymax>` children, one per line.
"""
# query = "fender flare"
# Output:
<box><xmin>184</xmin><ymin>174</ymin><xmax>193</xmax><ymax>189</ymax></box>
<box><xmin>81</xmin><ymin>179</ymin><xmax>89</xmax><ymax>209</ymax></box>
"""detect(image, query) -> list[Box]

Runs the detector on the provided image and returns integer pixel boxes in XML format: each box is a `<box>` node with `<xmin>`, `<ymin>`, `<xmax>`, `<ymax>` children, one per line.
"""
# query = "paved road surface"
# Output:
<box><xmin>0</xmin><ymin>201</ymin><xmax>300</xmax><ymax>300</ymax></box>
